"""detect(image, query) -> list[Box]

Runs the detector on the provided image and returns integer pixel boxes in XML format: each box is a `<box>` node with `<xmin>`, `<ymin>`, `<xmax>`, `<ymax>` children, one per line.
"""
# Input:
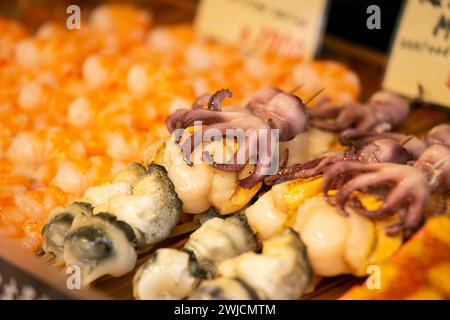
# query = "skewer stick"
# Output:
<box><xmin>168</xmin><ymin>220</ymin><xmax>200</xmax><ymax>238</ymax></box>
<box><xmin>304</xmin><ymin>87</ymin><xmax>326</xmax><ymax>106</ymax></box>
<box><xmin>400</xmin><ymin>136</ymin><xmax>414</xmax><ymax>146</ymax></box>
<box><xmin>288</xmin><ymin>83</ymin><xmax>304</xmax><ymax>95</ymax></box>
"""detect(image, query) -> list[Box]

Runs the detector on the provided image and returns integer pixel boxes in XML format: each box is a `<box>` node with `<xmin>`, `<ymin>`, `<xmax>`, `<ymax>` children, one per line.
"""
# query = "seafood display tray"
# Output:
<box><xmin>1</xmin><ymin>0</ymin><xmax>449</xmax><ymax>300</ymax></box>
<box><xmin>89</xmin><ymin>44</ymin><xmax>449</xmax><ymax>300</ymax></box>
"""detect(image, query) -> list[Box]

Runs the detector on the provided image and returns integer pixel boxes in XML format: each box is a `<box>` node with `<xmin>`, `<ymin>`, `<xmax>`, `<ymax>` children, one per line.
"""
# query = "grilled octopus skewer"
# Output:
<box><xmin>265</xmin><ymin>137</ymin><xmax>410</xmax><ymax>185</ymax></box>
<box><xmin>323</xmin><ymin>143</ymin><xmax>450</xmax><ymax>235</ymax></box>
<box><xmin>166</xmin><ymin>87</ymin><xmax>309</xmax><ymax>188</ymax></box>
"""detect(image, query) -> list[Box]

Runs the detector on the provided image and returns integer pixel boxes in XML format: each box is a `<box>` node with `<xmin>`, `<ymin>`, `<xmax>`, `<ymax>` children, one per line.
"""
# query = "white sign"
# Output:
<box><xmin>383</xmin><ymin>0</ymin><xmax>450</xmax><ymax>108</ymax></box>
<box><xmin>195</xmin><ymin>0</ymin><xmax>328</xmax><ymax>59</ymax></box>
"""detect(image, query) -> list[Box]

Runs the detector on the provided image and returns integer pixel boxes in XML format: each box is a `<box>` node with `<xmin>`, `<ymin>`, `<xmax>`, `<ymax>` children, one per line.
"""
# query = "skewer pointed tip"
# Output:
<box><xmin>304</xmin><ymin>87</ymin><xmax>326</xmax><ymax>106</ymax></box>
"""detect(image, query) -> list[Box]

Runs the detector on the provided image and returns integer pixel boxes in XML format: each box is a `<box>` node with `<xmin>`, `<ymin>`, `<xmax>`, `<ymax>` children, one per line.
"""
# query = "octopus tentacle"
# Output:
<box><xmin>326</xmin><ymin>160</ymin><xmax>432</xmax><ymax>235</ymax></box>
<box><xmin>192</xmin><ymin>93</ymin><xmax>211</xmax><ymax>109</ymax></box>
<box><xmin>265</xmin><ymin>152</ymin><xmax>343</xmax><ymax>185</ymax></box>
<box><xmin>181</xmin><ymin>109</ymin><xmax>235</xmax><ymax>129</ymax></box>
<box><xmin>166</xmin><ymin>109</ymin><xmax>190</xmax><ymax>133</ymax></box>
<box><xmin>348</xmin><ymin>184</ymin><xmax>406</xmax><ymax>219</ymax></box>
<box><xmin>334</xmin><ymin>172</ymin><xmax>392</xmax><ymax>215</ymax></box>
<box><xmin>167</xmin><ymin>88</ymin><xmax>309</xmax><ymax>188</ymax></box>
<box><xmin>207</xmin><ymin>88</ymin><xmax>232</xmax><ymax>111</ymax></box>
<box><xmin>202</xmin><ymin>151</ymin><xmax>247</xmax><ymax>172</ymax></box>
<box><xmin>201</xmin><ymin>137</ymin><xmax>250</xmax><ymax>172</ymax></box>
<box><xmin>323</xmin><ymin>161</ymin><xmax>377</xmax><ymax>204</ymax></box>
<box><xmin>180</xmin><ymin>128</ymin><xmax>208</xmax><ymax>165</ymax></box>
<box><xmin>402</xmin><ymin>189</ymin><xmax>428</xmax><ymax>231</ymax></box>
<box><xmin>279</xmin><ymin>148</ymin><xmax>289</xmax><ymax>171</ymax></box>
<box><xmin>238</xmin><ymin>133</ymin><xmax>273</xmax><ymax>188</ymax></box>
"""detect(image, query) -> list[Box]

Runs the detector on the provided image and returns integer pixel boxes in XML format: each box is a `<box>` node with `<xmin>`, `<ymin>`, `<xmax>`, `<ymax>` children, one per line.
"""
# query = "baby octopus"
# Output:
<box><xmin>425</xmin><ymin>123</ymin><xmax>450</xmax><ymax>147</ymax></box>
<box><xmin>310</xmin><ymin>91</ymin><xmax>410</xmax><ymax>142</ymax></box>
<box><xmin>166</xmin><ymin>87</ymin><xmax>309</xmax><ymax>188</ymax></box>
<box><xmin>322</xmin><ymin>143</ymin><xmax>450</xmax><ymax>235</ymax></box>
<box><xmin>265</xmin><ymin>137</ymin><xmax>411</xmax><ymax>185</ymax></box>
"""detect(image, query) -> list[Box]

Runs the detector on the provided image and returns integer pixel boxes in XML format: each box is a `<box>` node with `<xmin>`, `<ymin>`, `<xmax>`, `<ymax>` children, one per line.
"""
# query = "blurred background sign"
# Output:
<box><xmin>195</xmin><ymin>0</ymin><xmax>328</xmax><ymax>59</ymax></box>
<box><xmin>383</xmin><ymin>0</ymin><xmax>450</xmax><ymax>108</ymax></box>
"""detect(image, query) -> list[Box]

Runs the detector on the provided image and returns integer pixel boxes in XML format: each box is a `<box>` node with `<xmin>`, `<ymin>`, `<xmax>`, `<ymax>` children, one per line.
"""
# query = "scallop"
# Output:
<box><xmin>64</xmin><ymin>212</ymin><xmax>138</xmax><ymax>286</ymax></box>
<box><xmin>184</xmin><ymin>214</ymin><xmax>258</xmax><ymax>276</ymax></box>
<box><xmin>189</xmin><ymin>278</ymin><xmax>259</xmax><ymax>300</ymax></box>
<box><xmin>216</xmin><ymin>228</ymin><xmax>311</xmax><ymax>300</ymax></box>
<box><xmin>133</xmin><ymin>248</ymin><xmax>204</xmax><ymax>300</ymax></box>
<box><xmin>41</xmin><ymin>202</ymin><xmax>93</xmax><ymax>264</ymax></box>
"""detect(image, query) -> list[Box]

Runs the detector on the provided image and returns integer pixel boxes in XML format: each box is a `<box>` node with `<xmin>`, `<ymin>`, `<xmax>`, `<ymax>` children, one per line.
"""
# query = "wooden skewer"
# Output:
<box><xmin>400</xmin><ymin>136</ymin><xmax>414</xmax><ymax>146</ymax></box>
<box><xmin>168</xmin><ymin>220</ymin><xmax>200</xmax><ymax>238</ymax></box>
<box><xmin>288</xmin><ymin>83</ymin><xmax>304</xmax><ymax>95</ymax></box>
<box><xmin>304</xmin><ymin>87</ymin><xmax>326</xmax><ymax>106</ymax></box>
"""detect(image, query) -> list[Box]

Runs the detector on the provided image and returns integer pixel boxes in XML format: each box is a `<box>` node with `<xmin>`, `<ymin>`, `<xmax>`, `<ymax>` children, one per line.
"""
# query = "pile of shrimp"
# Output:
<box><xmin>0</xmin><ymin>4</ymin><xmax>360</xmax><ymax>251</ymax></box>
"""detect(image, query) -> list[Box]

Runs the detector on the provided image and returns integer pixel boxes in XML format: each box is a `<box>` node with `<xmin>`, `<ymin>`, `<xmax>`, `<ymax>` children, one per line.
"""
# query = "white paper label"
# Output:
<box><xmin>383</xmin><ymin>0</ymin><xmax>450</xmax><ymax>108</ymax></box>
<box><xmin>195</xmin><ymin>0</ymin><xmax>328</xmax><ymax>59</ymax></box>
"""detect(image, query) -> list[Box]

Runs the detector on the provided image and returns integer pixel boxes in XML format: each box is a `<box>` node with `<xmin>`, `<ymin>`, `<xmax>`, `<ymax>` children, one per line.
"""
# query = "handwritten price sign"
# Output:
<box><xmin>383</xmin><ymin>0</ymin><xmax>450</xmax><ymax>108</ymax></box>
<box><xmin>195</xmin><ymin>0</ymin><xmax>328</xmax><ymax>59</ymax></box>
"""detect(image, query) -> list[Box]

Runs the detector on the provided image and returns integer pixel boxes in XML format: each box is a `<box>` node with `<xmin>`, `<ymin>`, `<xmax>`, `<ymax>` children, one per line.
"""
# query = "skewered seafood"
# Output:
<box><xmin>166</xmin><ymin>87</ymin><xmax>309</xmax><ymax>188</ymax></box>
<box><xmin>310</xmin><ymin>91</ymin><xmax>409</xmax><ymax>142</ymax></box>
<box><xmin>154</xmin><ymin>132</ymin><xmax>261</xmax><ymax>214</ymax></box>
<box><xmin>1</xmin><ymin>2</ymin><xmax>360</xmax><ymax>249</ymax></box>
<box><xmin>41</xmin><ymin>163</ymin><xmax>182</xmax><ymax>285</ymax></box>
<box><xmin>266</xmin><ymin>137</ymin><xmax>411</xmax><ymax>185</ymax></box>
<box><xmin>292</xmin><ymin>194</ymin><xmax>401</xmax><ymax>276</ymax></box>
<box><xmin>88</xmin><ymin>164</ymin><xmax>182</xmax><ymax>250</ymax></box>
<box><xmin>246</xmin><ymin>177</ymin><xmax>403</xmax><ymax>276</ymax></box>
<box><xmin>133</xmin><ymin>214</ymin><xmax>258</xmax><ymax>299</ymax></box>
<box><xmin>184</xmin><ymin>214</ymin><xmax>258</xmax><ymax>276</ymax></box>
<box><xmin>190</xmin><ymin>228</ymin><xmax>311</xmax><ymax>300</ymax></box>
<box><xmin>323</xmin><ymin>144</ymin><xmax>450</xmax><ymax>235</ymax></box>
